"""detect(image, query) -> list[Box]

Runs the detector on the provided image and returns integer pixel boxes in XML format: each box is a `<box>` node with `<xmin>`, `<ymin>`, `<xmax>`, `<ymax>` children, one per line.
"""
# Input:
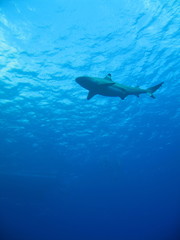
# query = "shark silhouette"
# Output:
<box><xmin>75</xmin><ymin>74</ymin><xmax>163</xmax><ymax>100</ymax></box>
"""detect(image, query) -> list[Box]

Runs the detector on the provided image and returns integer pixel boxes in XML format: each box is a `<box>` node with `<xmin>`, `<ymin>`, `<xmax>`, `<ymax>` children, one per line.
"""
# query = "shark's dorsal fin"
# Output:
<box><xmin>87</xmin><ymin>91</ymin><xmax>96</xmax><ymax>100</ymax></box>
<box><xmin>104</xmin><ymin>73</ymin><xmax>112</xmax><ymax>81</ymax></box>
<box><xmin>98</xmin><ymin>73</ymin><xmax>115</xmax><ymax>86</ymax></box>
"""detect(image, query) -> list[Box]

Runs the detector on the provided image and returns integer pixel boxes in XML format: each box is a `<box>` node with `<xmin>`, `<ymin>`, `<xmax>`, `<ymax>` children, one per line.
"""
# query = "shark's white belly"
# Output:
<box><xmin>97</xmin><ymin>85</ymin><xmax>127</xmax><ymax>98</ymax></box>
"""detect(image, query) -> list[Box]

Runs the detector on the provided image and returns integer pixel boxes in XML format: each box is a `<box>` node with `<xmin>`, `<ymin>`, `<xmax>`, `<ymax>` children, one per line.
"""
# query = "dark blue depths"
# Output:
<box><xmin>0</xmin><ymin>0</ymin><xmax>180</xmax><ymax>240</ymax></box>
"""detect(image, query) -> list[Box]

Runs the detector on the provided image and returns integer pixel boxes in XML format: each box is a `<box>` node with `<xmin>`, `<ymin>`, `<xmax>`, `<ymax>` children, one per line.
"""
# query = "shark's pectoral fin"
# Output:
<box><xmin>87</xmin><ymin>91</ymin><xmax>96</xmax><ymax>100</ymax></box>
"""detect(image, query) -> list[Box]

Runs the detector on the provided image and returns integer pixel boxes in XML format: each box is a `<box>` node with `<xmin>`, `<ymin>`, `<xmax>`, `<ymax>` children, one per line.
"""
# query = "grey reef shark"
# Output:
<box><xmin>75</xmin><ymin>74</ymin><xmax>163</xmax><ymax>101</ymax></box>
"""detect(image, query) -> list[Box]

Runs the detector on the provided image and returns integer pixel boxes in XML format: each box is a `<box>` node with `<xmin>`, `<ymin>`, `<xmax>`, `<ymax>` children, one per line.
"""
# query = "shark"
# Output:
<box><xmin>75</xmin><ymin>73</ymin><xmax>163</xmax><ymax>100</ymax></box>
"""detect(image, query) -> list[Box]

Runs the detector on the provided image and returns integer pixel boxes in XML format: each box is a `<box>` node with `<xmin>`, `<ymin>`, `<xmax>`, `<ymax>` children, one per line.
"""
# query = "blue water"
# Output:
<box><xmin>0</xmin><ymin>0</ymin><xmax>180</xmax><ymax>239</ymax></box>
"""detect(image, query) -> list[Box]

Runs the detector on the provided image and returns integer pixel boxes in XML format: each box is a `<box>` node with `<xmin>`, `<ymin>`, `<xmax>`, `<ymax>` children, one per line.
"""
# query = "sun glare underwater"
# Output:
<box><xmin>0</xmin><ymin>0</ymin><xmax>180</xmax><ymax>240</ymax></box>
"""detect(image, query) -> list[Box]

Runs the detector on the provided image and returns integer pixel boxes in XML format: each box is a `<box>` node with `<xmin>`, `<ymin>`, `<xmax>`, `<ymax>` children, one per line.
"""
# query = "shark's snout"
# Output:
<box><xmin>75</xmin><ymin>76</ymin><xmax>90</xmax><ymax>87</ymax></box>
<box><xmin>75</xmin><ymin>76</ymin><xmax>93</xmax><ymax>90</ymax></box>
<box><xmin>75</xmin><ymin>77</ymin><xmax>83</xmax><ymax>84</ymax></box>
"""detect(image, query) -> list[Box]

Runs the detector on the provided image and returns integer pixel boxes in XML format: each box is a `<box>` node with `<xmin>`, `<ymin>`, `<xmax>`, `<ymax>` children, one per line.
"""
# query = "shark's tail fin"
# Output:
<box><xmin>146</xmin><ymin>82</ymin><xmax>164</xmax><ymax>98</ymax></box>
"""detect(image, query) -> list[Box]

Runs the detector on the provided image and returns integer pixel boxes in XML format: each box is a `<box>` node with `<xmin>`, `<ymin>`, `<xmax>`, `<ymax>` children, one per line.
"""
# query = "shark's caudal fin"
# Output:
<box><xmin>147</xmin><ymin>82</ymin><xmax>164</xmax><ymax>98</ymax></box>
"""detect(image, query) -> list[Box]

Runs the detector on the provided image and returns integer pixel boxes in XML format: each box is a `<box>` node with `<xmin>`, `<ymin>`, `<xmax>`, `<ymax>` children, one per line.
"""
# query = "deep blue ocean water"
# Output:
<box><xmin>0</xmin><ymin>0</ymin><xmax>180</xmax><ymax>239</ymax></box>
